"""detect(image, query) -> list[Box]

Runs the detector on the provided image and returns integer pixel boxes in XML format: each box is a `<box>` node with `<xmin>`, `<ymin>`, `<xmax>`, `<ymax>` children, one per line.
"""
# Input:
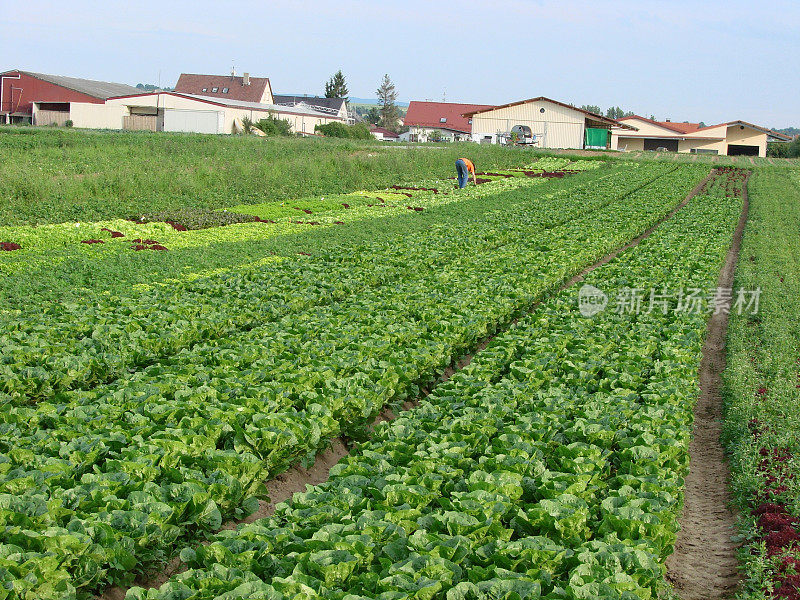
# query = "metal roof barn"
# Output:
<box><xmin>0</xmin><ymin>69</ymin><xmax>138</xmax><ymax>123</ymax></box>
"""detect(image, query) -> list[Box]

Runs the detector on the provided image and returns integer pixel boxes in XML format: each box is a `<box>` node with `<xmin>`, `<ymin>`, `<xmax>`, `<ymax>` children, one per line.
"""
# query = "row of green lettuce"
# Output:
<box><xmin>0</xmin><ymin>166</ymin><xmax>704</xmax><ymax>598</ymax></box>
<box><xmin>0</xmin><ymin>156</ymin><xmax>582</xmax><ymax>259</ymax></box>
<box><xmin>0</xmin><ymin>161</ymin><xmax>672</xmax><ymax>404</ymax></box>
<box><xmin>0</xmin><ymin>157</ymin><xmax>584</xmax><ymax>307</ymax></box>
<box><xmin>127</xmin><ymin>169</ymin><xmax>746</xmax><ymax>599</ymax></box>
<box><xmin>722</xmin><ymin>168</ymin><xmax>800</xmax><ymax>598</ymax></box>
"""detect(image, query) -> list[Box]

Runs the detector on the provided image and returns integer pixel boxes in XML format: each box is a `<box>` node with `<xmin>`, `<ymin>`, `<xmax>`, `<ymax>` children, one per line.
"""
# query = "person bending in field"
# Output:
<box><xmin>455</xmin><ymin>158</ymin><xmax>477</xmax><ymax>188</ymax></box>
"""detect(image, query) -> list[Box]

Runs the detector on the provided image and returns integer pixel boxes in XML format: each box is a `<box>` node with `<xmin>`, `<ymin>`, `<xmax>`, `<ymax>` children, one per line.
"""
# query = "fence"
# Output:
<box><xmin>35</xmin><ymin>110</ymin><xmax>69</xmax><ymax>126</ymax></box>
<box><xmin>123</xmin><ymin>115</ymin><xmax>158</xmax><ymax>132</ymax></box>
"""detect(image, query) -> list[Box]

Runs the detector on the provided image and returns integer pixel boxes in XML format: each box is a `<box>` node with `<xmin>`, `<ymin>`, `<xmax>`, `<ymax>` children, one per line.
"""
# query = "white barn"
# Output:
<box><xmin>42</xmin><ymin>91</ymin><xmax>346</xmax><ymax>135</ymax></box>
<box><xmin>465</xmin><ymin>96</ymin><xmax>627</xmax><ymax>149</ymax></box>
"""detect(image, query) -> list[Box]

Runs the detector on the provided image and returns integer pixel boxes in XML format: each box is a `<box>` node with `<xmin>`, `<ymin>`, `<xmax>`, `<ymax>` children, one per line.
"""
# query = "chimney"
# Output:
<box><xmin>243</xmin><ymin>72</ymin><xmax>250</xmax><ymax>86</ymax></box>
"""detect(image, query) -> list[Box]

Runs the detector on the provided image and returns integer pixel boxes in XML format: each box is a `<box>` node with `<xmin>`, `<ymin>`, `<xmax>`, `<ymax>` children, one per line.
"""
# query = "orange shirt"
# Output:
<box><xmin>459</xmin><ymin>158</ymin><xmax>475</xmax><ymax>174</ymax></box>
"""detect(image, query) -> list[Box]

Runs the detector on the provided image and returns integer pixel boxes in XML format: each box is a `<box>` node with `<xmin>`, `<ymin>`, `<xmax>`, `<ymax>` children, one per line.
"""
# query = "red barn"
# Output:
<box><xmin>0</xmin><ymin>70</ymin><xmax>139</xmax><ymax>124</ymax></box>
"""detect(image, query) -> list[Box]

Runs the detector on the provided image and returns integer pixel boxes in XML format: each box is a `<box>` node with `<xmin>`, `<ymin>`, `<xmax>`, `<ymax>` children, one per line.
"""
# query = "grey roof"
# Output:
<box><xmin>21</xmin><ymin>71</ymin><xmax>140</xmax><ymax>99</ymax></box>
<box><xmin>273</xmin><ymin>95</ymin><xmax>346</xmax><ymax>112</ymax></box>
<box><xmin>177</xmin><ymin>93</ymin><xmax>342</xmax><ymax>118</ymax></box>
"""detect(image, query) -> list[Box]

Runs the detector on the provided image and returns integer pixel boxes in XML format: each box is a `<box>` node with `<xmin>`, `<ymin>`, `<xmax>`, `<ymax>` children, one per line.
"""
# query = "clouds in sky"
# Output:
<box><xmin>2</xmin><ymin>0</ymin><xmax>798</xmax><ymax>125</ymax></box>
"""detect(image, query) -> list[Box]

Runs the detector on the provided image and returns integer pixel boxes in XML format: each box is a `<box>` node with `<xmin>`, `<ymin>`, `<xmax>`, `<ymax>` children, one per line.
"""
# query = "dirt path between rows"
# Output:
<box><xmin>99</xmin><ymin>168</ymin><xmax>718</xmax><ymax>600</ymax></box>
<box><xmin>665</xmin><ymin>172</ymin><xmax>751</xmax><ymax>599</ymax></box>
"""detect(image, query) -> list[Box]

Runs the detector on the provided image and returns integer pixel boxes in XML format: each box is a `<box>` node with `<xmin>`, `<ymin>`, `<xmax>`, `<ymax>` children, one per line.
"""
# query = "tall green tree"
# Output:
<box><xmin>365</xmin><ymin>106</ymin><xmax>381</xmax><ymax>125</ymax></box>
<box><xmin>580</xmin><ymin>105</ymin><xmax>602</xmax><ymax>114</ymax></box>
<box><xmin>324</xmin><ymin>70</ymin><xmax>349</xmax><ymax>100</ymax></box>
<box><xmin>376</xmin><ymin>74</ymin><xmax>400</xmax><ymax>131</ymax></box>
<box><xmin>605</xmin><ymin>106</ymin><xmax>634</xmax><ymax>120</ymax></box>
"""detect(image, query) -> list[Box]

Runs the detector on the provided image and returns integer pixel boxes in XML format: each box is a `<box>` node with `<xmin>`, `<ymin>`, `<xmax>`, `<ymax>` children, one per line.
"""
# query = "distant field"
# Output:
<box><xmin>0</xmin><ymin>127</ymin><xmax>516</xmax><ymax>225</ymax></box>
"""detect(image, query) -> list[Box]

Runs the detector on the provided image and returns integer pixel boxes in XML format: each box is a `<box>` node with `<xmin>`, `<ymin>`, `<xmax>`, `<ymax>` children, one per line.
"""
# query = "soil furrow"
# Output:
<box><xmin>665</xmin><ymin>171</ymin><xmax>750</xmax><ymax>599</ymax></box>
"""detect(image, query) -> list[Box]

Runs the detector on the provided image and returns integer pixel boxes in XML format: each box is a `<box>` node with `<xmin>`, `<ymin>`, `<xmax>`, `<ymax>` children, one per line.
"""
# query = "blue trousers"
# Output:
<box><xmin>455</xmin><ymin>159</ymin><xmax>469</xmax><ymax>188</ymax></box>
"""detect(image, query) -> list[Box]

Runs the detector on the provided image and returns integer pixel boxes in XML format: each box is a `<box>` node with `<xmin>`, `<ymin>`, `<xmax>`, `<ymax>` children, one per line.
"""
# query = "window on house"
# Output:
<box><xmin>222</xmin><ymin>88</ymin><xmax>229</xmax><ymax>93</ymax></box>
<box><xmin>440</xmin><ymin>117</ymin><xmax>447</xmax><ymax>123</ymax></box>
<box><xmin>202</xmin><ymin>88</ymin><xmax>207</xmax><ymax>92</ymax></box>
<box><xmin>468</xmin><ymin>119</ymin><xmax>472</xmax><ymax>124</ymax></box>
<box><xmin>212</xmin><ymin>87</ymin><xmax>218</xmax><ymax>92</ymax></box>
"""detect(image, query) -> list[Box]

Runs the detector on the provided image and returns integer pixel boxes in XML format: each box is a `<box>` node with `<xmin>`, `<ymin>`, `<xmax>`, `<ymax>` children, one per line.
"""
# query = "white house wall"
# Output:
<box><xmin>716</xmin><ymin>124</ymin><xmax>768</xmax><ymax>157</ymax></box>
<box><xmin>470</xmin><ymin>99</ymin><xmax>586</xmax><ymax>149</ymax></box>
<box><xmin>69</xmin><ymin>102</ymin><xmax>127</xmax><ymax>129</ymax></box>
<box><xmin>617</xmin><ymin>118</ymin><xmax>683</xmax><ymax>136</ymax></box>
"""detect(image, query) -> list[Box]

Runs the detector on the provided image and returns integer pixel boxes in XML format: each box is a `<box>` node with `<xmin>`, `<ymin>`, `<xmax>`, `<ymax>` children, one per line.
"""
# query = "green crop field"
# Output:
<box><xmin>1</xmin><ymin>128</ymin><xmax>799</xmax><ymax>600</ymax></box>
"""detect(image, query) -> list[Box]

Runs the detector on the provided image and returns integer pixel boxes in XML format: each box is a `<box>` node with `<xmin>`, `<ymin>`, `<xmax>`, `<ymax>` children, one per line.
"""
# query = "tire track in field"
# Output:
<box><xmin>665</xmin><ymin>171</ymin><xmax>750</xmax><ymax>599</ymax></box>
<box><xmin>97</xmin><ymin>168</ymin><xmax>718</xmax><ymax>600</ymax></box>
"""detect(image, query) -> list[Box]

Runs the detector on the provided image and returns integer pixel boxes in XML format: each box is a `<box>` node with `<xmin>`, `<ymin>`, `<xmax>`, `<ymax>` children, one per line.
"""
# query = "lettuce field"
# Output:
<box><xmin>1</xmin><ymin>130</ymin><xmax>799</xmax><ymax>600</ymax></box>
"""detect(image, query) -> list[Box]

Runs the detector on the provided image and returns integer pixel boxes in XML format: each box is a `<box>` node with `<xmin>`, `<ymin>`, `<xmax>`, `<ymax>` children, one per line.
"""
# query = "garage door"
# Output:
<box><xmin>727</xmin><ymin>144</ymin><xmax>759</xmax><ymax>156</ymax></box>
<box><xmin>644</xmin><ymin>138</ymin><xmax>678</xmax><ymax>152</ymax></box>
<box><xmin>163</xmin><ymin>109</ymin><xmax>222</xmax><ymax>134</ymax></box>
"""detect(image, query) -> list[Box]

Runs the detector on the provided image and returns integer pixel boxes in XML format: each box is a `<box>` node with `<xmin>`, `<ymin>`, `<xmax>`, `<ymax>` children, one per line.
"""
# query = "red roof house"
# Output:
<box><xmin>174</xmin><ymin>73</ymin><xmax>273</xmax><ymax>104</ymax></box>
<box><xmin>370</xmin><ymin>126</ymin><xmax>399</xmax><ymax>141</ymax></box>
<box><xmin>404</xmin><ymin>101</ymin><xmax>495</xmax><ymax>140</ymax></box>
<box><xmin>617</xmin><ymin>115</ymin><xmax>702</xmax><ymax>134</ymax></box>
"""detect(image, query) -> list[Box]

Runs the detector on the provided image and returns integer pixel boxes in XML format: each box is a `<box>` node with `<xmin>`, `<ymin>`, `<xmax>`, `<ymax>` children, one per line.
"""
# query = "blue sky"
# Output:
<box><xmin>2</xmin><ymin>0</ymin><xmax>798</xmax><ymax>126</ymax></box>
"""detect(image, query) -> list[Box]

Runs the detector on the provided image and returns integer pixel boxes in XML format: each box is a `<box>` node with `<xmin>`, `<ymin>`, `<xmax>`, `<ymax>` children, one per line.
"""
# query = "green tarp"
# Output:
<box><xmin>585</xmin><ymin>128</ymin><xmax>608</xmax><ymax>149</ymax></box>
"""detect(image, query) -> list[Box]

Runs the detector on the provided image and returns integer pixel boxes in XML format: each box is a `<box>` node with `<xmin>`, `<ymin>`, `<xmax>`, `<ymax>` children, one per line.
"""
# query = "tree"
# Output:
<box><xmin>324</xmin><ymin>70</ymin><xmax>349</xmax><ymax>100</ymax></box>
<box><xmin>605</xmin><ymin>106</ymin><xmax>634</xmax><ymax>120</ymax></box>
<box><xmin>768</xmin><ymin>136</ymin><xmax>800</xmax><ymax>158</ymax></box>
<box><xmin>376</xmin><ymin>74</ymin><xmax>400</xmax><ymax>131</ymax></box>
<box><xmin>136</xmin><ymin>83</ymin><xmax>173</xmax><ymax>91</ymax></box>
<box><xmin>365</xmin><ymin>106</ymin><xmax>381</xmax><ymax>125</ymax></box>
<box><xmin>581</xmin><ymin>105</ymin><xmax>602</xmax><ymax>114</ymax></box>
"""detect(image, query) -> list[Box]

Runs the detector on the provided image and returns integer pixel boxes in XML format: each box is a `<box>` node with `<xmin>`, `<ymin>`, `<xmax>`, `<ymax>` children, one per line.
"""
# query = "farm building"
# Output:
<box><xmin>0</xmin><ymin>69</ymin><xmax>138</xmax><ymax>124</ymax></box>
<box><xmin>464</xmin><ymin>97</ymin><xmax>627</xmax><ymax>148</ymax></box>
<box><xmin>404</xmin><ymin>101</ymin><xmax>495</xmax><ymax>142</ymax></box>
<box><xmin>90</xmin><ymin>92</ymin><xmax>346</xmax><ymax>134</ymax></box>
<box><xmin>46</xmin><ymin>91</ymin><xmax>345</xmax><ymax>134</ymax></box>
<box><xmin>369</xmin><ymin>126</ymin><xmax>399</xmax><ymax>141</ymax></box>
<box><xmin>273</xmin><ymin>95</ymin><xmax>350</xmax><ymax>122</ymax></box>
<box><xmin>174</xmin><ymin>72</ymin><xmax>274</xmax><ymax>104</ymax></box>
<box><xmin>610</xmin><ymin>116</ymin><xmax>792</xmax><ymax>157</ymax></box>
